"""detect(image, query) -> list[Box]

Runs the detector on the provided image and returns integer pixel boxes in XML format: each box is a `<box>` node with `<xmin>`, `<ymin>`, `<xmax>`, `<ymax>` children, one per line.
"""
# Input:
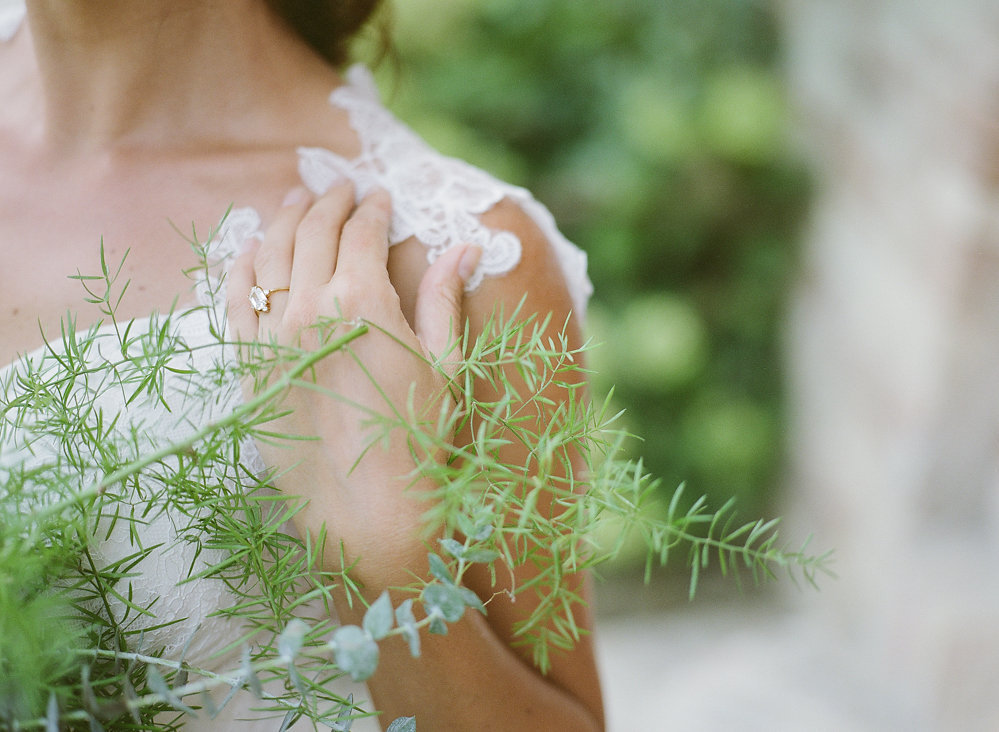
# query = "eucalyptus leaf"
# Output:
<box><xmin>456</xmin><ymin>512</ymin><xmax>477</xmax><ymax>538</ymax></box>
<box><xmin>331</xmin><ymin>625</ymin><xmax>380</xmax><ymax>682</ymax></box>
<box><xmin>216</xmin><ymin>682</ymin><xmax>242</xmax><ymax>715</ymax></box>
<box><xmin>457</xmin><ymin>513</ymin><xmax>494</xmax><ymax>542</ymax></box>
<box><xmin>459</xmin><ymin>586</ymin><xmax>487</xmax><ymax>614</ymax></box>
<box><xmin>122</xmin><ymin>673</ymin><xmax>141</xmax><ymax>722</ymax></box>
<box><xmin>241</xmin><ymin>646</ymin><xmax>264</xmax><ymax>699</ymax></box>
<box><xmin>288</xmin><ymin>662</ymin><xmax>308</xmax><ymax>695</ymax></box>
<box><xmin>386</xmin><ymin>716</ymin><xmax>417</xmax><ymax>732</ymax></box>
<box><xmin>395</xmin><ymin>599</ymin><xmax>421</xmax><ymax>657</ymax></box>
<box><xmin>145</xmin><ymin>665</ymin><xmax>196</xmax><ymax>715</ymax></box>
<box><xmin>279</xmin><ymin>709</ymin><xmax>298</xmax><ymax>732</ymax></box>
<box><xmin>144</xmin><ymin>666</ymin><xmax>172</xmax><ymax>701</ymax></box>
<box><xmin>427</xmin><ymin>614</ymin><xmax>448</xmax><ymax>636</ymax></box>
<box><xmin>427</xmin><ymin>552</ymin><xmax>454</xmax><ymax>585</ymax></box>
<box><xmin>199</xmin><ymin>689</ymin><xmax>219</xmax><ymax>719</ymax></box>
<box><xmin>329</xmin><ymin>692</ymin><xmax>356</xmax><ymax>732</ymax></box>
<box><xmin>363</xmin><ymin>591</ymin><xmax>394</xmax><ymax>640</ymax></box>
<box><xmin>278</xmin><ymin>618</ymin><xmax>310</xmax><ymax>663</ymax></box>
<box><xmin>462</xmin><ymin>548</ymin><xmax>500</xmax><ymax>564</ymax></box>
<box><xmin>422</xmin><ymin>583</ymin><xmax>466</xmax><ymax>623</ymax></box>
<box><xmin>439</xmin><ymin>538</ymin><xmax>466</xmax><ymax>560</ymax></box>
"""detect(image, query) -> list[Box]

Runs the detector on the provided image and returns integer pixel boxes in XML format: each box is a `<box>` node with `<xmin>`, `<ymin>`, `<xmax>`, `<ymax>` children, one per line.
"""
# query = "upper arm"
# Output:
<box><xmin>454</xmin><ymin>197</ymin><xmax>604</xmax><ymax>724</ymax></box>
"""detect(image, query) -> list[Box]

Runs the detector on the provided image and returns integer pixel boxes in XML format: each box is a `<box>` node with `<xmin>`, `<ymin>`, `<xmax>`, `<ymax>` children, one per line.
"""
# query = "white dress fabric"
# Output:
<box><xmin>0</xmin><ymin>0</ymin><xmax>22</xmax><ymax>41</ymax></box>
<box><xmin>1</xmin><ymin>3</ymin><xmax>591</xmax><ymax>729</ymax></box>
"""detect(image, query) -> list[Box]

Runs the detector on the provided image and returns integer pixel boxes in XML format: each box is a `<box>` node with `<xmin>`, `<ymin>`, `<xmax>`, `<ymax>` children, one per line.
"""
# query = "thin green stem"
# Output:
<box><xmin>27</xmin><ymin>325</ymin><xmax>368</xmax><ymax>526</ymax></box>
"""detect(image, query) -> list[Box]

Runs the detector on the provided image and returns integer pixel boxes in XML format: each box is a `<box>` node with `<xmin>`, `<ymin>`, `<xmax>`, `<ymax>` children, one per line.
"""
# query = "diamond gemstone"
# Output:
<box><xmin>249</xmin><ymin>285</ymin><xmax>269</xmax><ymax>312</ymax></box>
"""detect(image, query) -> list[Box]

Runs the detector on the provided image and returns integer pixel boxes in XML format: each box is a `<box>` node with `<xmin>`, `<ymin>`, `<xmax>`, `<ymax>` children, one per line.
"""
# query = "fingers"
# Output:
<box><xmin>332</xmin><ymin>188</ymin><xmax>392</xmax><ymax>283</ymax></box>
<box><xmin>233</xmin><ymin>184</ymin><xmax>431</xmax><ymax>355</ymax></box>
<box><xmin>289</xmin><ymin>182</ymin><xmax>355</xmax><ymax>293</ymax></box>
<box><xmin>252</xmin><ymin>188</ymin><xmax>312</xmax><ymax>324</ymax></box>
<box><xmin>226</xmin><ymin>241</ymin><xmax>260</xmax><ymax>344</ymax></box>
<box><xmin>415</xmin><ymin>243</ymin><xmax>482</xmax><ymax>379</ymax></box>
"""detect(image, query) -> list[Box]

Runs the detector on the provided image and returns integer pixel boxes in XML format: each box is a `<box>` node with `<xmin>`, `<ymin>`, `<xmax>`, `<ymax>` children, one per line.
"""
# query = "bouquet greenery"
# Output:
<box><xmin>0</xmin><ymin>226</ymin><xmax>829</xmax><ymax>731</ymax></box>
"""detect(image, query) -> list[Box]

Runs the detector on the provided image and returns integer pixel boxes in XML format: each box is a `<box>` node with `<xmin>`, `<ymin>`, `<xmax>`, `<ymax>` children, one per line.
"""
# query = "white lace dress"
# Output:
<box><xmin>0</xmin><ymin>3</ymin><xmax>591</xmax><ymax>729</ymax></box>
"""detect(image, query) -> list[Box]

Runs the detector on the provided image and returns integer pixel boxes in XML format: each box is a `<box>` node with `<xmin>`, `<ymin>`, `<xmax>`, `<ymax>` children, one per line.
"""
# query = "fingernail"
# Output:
<box><xmin>282</xmin><ymin>186</ymin><xmax>311</xmax><ymax>207</ymax></box>
<box><xmin>457</xmin><ymin>244</ymin><xmax>483</xmax><ymax>283</ymax></box>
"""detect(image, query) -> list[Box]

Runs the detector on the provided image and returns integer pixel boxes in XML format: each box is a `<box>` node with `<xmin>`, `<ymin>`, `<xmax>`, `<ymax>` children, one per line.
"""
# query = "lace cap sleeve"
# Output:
<box><xmin>297</xmin><ymin>65</ymin><xmax>593</xmax><ymax>316</ymax></box>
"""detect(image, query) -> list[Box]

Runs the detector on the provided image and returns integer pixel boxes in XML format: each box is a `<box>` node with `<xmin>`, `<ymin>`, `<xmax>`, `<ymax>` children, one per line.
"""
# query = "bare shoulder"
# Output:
<box><xmin>469</xmin><ymin>197</ymin><xmax>582</xmax><ymax>339</ymax></box>
<box><xmin>451</xmin><ymin>195</ymin><xmax>602</xmax><ymax>725</ymax></box>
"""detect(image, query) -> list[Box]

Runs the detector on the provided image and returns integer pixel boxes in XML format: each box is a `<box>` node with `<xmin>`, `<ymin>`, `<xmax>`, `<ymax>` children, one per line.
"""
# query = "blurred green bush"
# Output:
<box><xmin>361</xmin><ymin>0</ymin><xmax>809</xmax><ymax>556</ymax></box>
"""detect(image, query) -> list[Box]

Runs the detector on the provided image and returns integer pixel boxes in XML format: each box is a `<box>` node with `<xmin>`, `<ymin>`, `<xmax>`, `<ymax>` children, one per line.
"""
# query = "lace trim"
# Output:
<box><xmin>297</xmin><ymin>67</ymin><xmax>519</xmax><ymax>292</ymax></box>
<box><xmin>298</xmin><ymin>65</ymin><xmax>592</xmax><ymax>315</ymax></box>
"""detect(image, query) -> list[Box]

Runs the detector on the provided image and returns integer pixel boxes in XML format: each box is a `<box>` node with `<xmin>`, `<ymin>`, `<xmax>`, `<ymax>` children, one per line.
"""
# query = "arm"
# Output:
<box><xmin>345</xmin><ymin>197</ymin><xmax>604</xmax><ymax>730</ymax></box>
<box><xmin>227</xmin><ymin>184</ymin><xmax>604</xmax><ymax>730</ymax></box>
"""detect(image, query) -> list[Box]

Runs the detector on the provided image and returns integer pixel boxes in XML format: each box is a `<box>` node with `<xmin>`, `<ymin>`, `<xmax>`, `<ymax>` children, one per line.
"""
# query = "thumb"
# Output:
<box><xmin>415</xmin><ymin>243</ymin><xmax>482</xmax><ymax>379</ymax></box>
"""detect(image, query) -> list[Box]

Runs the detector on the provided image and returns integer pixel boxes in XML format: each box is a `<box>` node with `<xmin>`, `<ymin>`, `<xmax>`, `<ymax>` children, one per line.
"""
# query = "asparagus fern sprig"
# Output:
<box><xmin>0</xmin><ymin>228</ymin><xmax>831</xmax><ymax>730</ymax></box>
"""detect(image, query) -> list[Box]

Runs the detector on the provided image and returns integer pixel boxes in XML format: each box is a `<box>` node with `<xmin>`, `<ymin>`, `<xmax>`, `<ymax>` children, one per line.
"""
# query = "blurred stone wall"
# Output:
<box><xmin>781</xmin><ymin>1</ymin><xmax>999</xmax><ymax>727</ymax></box>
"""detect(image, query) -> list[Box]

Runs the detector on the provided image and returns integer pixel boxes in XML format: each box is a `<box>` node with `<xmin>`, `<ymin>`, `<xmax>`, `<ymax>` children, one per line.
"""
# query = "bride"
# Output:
<box><xmin>0</xmin><ymin>0</ymin><xmax>603</xmax><ymax>730</ymax></box>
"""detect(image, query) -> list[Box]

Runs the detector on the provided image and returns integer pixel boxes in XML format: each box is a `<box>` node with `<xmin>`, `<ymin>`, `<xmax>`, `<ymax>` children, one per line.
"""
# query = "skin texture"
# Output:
<box><xmin>0</xmin><ymin>2</ymin><xmax>604</xmax><ymax>728</ymax></box>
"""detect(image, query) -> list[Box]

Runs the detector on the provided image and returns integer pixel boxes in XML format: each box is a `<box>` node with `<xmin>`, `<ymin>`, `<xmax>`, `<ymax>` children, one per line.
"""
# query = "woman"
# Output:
<box><xmin>0</xmin><ymin>0</ymin><xmax>602</xmax><ymax>729</ymax></box>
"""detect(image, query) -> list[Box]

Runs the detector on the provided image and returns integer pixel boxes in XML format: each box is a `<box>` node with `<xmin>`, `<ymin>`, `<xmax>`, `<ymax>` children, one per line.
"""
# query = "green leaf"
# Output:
<box><xmin>457</xmin><ymin>512</ymin><xmax>494</xmax><ymax>541</ymax></box>
<box><xmin>287</xmin><ymin>663</ymin><xmax>307</xmax><ymax>695</ymax></box>
<box><xmin>331</xmin><ymin>625</ymin><xmax>380</xmax><ymax>682</ymax></box>
<box><xmin>335</xmin><ymin>693</ymin><xmax>356</xmax><ymax>731</ymax></box>
<box><xmin>146</xmin><ymin>665</ymin><xmax>195</xmax><ymax>714</ymax></box>
<box><xmin>199</xmin><ymin>689</ymin><xmax>219</xmax><ymax>719</ymax></box>
<box><xmin>439</xmin><ymin>538</ymin><xmax>466</xmax><ymax>560</ymax></box>
<box><xmin>241</xmin><ymin>645</ymin><xmax>264</xmax><ymax>699</ymax></box>
<box><xmin>279</xmin><ymin>709</ymin><xmax>298</xmax><ymax>732</ymax></box>
<box><xmin>278</xmin><ymin>618</ymin><xmax>310</xmax><ymax>662</ymax></box>
<box><xmin>462</xmin><ymin>547</ymin><xmax>500</xmax><ymax>564</ymax></box>
<box><xmin>459</xmin><ymin>586</ymin><xmax>487</xmax><ymax>614</ymax></box>
<box><xmin>422</xmin><ymin>583</ymin><xmax>466</xmax><ymax>623</ymax></box>
<box><xmin>427</xmin><ymin>552</ymin><xmax>454</xmax><ymax>585</ymax></box>
<box><xmin>363</xmin><ymin>591</ymin><xmax>394</xmax><ymax>640</ymax></box>
<box><xmin>386</xmin><ymin>717</ymin><xmax>417</xmax><ymax>732</ymax></box>
<box><xmin>427</xmin><ymin>615</ymin><xmax>448</xmax><ymax>636</ymax></box>
<box><xmin>395</xmin><ymin>599</ymin><xmax>421</xmax><ymax>657</ymax></box>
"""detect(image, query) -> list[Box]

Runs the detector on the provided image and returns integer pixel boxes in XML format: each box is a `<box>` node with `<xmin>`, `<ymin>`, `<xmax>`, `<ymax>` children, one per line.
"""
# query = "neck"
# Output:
<box><xmin>22</xmin><ymin>1</ymin><xmax>320</xmax><ymax>156</ymax></box>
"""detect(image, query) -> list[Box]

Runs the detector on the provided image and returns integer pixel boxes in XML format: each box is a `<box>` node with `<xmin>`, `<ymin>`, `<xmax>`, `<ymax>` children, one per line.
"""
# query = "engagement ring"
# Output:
<box><xmin>249</xmin><ymin>285</ymin><xmax>290</xmax><ymax>314</ymax></box>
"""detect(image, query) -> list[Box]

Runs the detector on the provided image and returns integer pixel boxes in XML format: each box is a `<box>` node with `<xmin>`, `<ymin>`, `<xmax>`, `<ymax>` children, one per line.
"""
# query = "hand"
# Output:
<box><xmin>226</xmin><ymin>182</ymin><xmax>481</xmax><ymax>587</ymax></box>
